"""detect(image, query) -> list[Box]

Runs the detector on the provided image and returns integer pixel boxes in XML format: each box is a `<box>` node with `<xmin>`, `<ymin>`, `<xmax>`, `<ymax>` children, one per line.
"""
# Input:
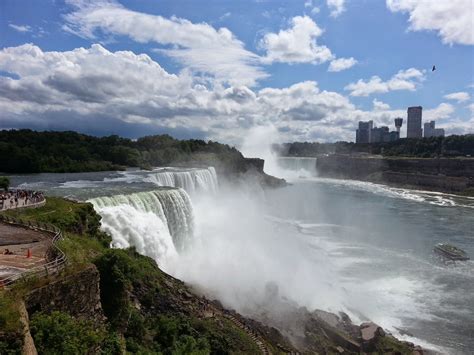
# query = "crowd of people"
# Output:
<box><xmin>0</xmin><ymin>189</ymin><xmax>45</xmax><ymax>210</ymax></box>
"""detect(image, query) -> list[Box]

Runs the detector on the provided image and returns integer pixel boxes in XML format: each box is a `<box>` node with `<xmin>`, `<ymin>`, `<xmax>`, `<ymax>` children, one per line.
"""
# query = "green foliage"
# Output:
<box><xmin>0</xmin><ymin>176</ymin><xmax>10</xmax><ymax>191</ymax></box>
<box><xmin>0</xmin><ymin>129</ymin><xmax>246</xmax><ymax>174</ymax></box>
<box><xmin>30</xmin><ymin>311</ymin><xmax>122</xmax><ymax>355</ymax></box>
<box><xmin>94</xmin><ymin>248</ymin><xmax>163</xmax><ymax>328</ymax></box>
<box><xmin>0</xmin><ymin>292</ymin><xmax>21</xmax><ymax>334</ymax></box>
<box><xmin>94</xmin><ymin>248</ymin><xmax>262</xmax><ymax>354</ymax></box>
<box><xmin>2</xmin><ymin>197</ymin><xmax>110</xmax><ymax>245</ymax></box>
<box><xmin>0</xmin><ymin>332</ymin><xmax>22</xmax><ymax>355</ymax></box>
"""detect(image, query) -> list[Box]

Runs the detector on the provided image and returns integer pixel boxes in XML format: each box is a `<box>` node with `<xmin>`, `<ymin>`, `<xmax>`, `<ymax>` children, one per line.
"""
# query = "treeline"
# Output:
<box><xmin>278</xmin><ymin>135</ymin><xmax>474</xmax><ymax>158</ymax></box>
<box><xmin>0</xmin><ymin>130</ymin><xmax>246</xmax><ymax>174</ymax></box>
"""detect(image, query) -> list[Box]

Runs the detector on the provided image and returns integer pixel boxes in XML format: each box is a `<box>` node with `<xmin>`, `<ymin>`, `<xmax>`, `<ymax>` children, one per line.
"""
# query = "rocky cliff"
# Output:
<box><xmin>317</xmin><ymin>155</ymin><xmax>474</xmax><ymax>195</ymax></box>
<box><xmin>25</xmin><ymin>265</ymin><xmax>105</xmax><ymax>325</ymax></box>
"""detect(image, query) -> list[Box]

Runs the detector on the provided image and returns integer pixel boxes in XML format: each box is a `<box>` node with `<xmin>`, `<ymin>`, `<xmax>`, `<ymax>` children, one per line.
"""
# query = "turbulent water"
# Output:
<box><xmin>276</xmin><ymin>157</ymin><xmax>317</xmax><ymax>178</ymax></box>
<box><xmin>145</xmin><ymin>167</ymin><xmax>218</xmax><ymax>194</ymax></box>
<box><xmin>7</xmin><ymin>161</ymin><xmax>474</xmax><ymax>354</ymax></box>
<box><xmin>89</xmin><ymin>189</ymin><xmax>194</xmax><ymax>253</ymax></box>
<box><xmin>10</xmin><ymin>167</ymin><xmax>217</xmax><ymax>199</ymax></box>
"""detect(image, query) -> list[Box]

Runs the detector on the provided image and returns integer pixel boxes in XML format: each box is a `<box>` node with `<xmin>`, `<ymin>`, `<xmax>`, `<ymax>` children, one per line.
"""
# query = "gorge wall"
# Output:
<box><xmin>25</xmin><ymin>265</ymin><xmax>105</xmax><ymax>324</ymax></box>
<box><xmin>317</xmin><ymin>155</ymin><xmax>474</xmax><ymax>195</ymax></box>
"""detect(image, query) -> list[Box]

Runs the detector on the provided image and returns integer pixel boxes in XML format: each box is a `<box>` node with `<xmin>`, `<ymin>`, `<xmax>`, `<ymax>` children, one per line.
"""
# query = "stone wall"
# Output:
<box><xmin>26</xmin><ymin>264</ymin><xmax>105</xmax><ymax>324</ymax></box>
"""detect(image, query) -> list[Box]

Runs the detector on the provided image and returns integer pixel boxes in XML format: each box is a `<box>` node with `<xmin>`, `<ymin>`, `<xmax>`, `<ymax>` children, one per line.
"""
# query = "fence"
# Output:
<box><xmin>0</xmin><ymin>215</ymin><xmax>67</xmax><ymax>288</ymax></box>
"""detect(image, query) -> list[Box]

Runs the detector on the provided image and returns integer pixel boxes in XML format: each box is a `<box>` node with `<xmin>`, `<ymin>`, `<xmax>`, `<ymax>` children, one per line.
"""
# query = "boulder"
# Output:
<box><xmin>360</xmin><ymin>322</ymin><xmax>385</xmax><ymax>351</ymax></box>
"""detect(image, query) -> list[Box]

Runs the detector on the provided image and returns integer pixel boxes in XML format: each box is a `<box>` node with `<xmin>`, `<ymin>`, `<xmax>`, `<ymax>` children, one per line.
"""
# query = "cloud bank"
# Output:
<box><xmin>1</xmin><ymin>44</ymin><xmax>468</xmax><ymax>144</ymax></box>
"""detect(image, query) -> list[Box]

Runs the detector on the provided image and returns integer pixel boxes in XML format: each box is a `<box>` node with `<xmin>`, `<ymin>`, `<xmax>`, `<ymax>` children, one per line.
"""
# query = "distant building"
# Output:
<box><xmin>424</xmin><ymin>121</ymin><xmax>445</xmax><ymax>138</ymax></box>
<box><xmin>407</xmin><ymin>106</ymin><xmax>423</xmax><ymax>138</ymax></box>
<box><xmin>394</xmin><ymin>118</ymin><xmax>403</xmax><ymax>133</ymax></box>
<box><xmin>385</xmin><ymin>131</ymin><xmax>400</xmax><ymax>142</ymax></box>
<box><xmin>355</xmin><ymin>120</ymin><xmax>400</xmax><ymax>143</ymax></box>
<box><xmin>371</xmin><ymin>126</ymin><xmax>388</xmax><ymax>143</ymax></box>
<box><xmin>371</xmin><ymin>126</ymin><xmax>399</xmax><ymax>143</ymax></box>
<box><xmin>356</xmin><ymin>120</ymin><xmax>373</xmax><ymax>143</ymax></box>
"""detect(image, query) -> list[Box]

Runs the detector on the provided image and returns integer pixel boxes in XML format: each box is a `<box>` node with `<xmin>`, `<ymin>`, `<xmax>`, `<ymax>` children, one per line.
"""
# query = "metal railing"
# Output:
<box><xmin>0</xmin><ymin>215</ymin><xmax>67</xmax><ymax>288</ymax></box>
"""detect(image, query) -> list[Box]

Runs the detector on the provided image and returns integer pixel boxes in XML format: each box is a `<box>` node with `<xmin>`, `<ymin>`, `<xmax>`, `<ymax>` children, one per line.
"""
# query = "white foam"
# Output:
<box><xmin>312</xmin><ymin>177</ymin><xmax>474</xmax><ymax>209</ymax></box>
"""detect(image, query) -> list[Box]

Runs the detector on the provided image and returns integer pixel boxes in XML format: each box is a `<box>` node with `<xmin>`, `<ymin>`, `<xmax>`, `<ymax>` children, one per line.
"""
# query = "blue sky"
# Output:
<box><xmin>0</xmin><ymin>0</ymin><xmax>473</xmax><ymax>143</ymax></box>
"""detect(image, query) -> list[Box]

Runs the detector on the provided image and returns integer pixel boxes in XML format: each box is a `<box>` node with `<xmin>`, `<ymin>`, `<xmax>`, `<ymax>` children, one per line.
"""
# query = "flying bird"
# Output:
<box><xmin>432</xmin><ymin>65</ymin><xmax>436</xmax><ymax>71</ymax></box>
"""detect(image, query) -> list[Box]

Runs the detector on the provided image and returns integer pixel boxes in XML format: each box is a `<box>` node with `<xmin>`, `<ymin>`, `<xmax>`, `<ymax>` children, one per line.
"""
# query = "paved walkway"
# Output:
<box><xmin>0</xmin><ymin>190</ymin><xmax>49</xmax><ymax>281</ymax></box>
<box><xmin>0</xmin><ymin>223</ymin><xmax>52</xmax><ymax>279</ymax></box>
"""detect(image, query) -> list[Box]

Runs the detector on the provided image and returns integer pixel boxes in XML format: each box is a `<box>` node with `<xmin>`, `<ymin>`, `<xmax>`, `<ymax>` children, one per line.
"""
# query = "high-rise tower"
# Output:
<box><xmin>394</xmin><ymin>118</ymin><xmax>403</xmax><ymax>133</ymax></box>
<box><xmin>407</xmin><ymin>106</ymin><xmax>422</xmax><ymax>138</ymax></box>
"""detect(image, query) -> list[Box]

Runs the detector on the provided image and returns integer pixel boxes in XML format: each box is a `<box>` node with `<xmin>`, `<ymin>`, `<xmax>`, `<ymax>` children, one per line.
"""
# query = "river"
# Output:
<box><xmin>7</xmin><ymin>161</ymin><xmax>474</xmax><ymax>354</ymax></box>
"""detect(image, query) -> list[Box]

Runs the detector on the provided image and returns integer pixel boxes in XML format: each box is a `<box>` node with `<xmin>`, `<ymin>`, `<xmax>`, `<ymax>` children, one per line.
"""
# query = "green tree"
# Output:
<box><xmin>0</xmin><ymin>176</ymin><xmax>10</xmax><ymax>191</ymax></box>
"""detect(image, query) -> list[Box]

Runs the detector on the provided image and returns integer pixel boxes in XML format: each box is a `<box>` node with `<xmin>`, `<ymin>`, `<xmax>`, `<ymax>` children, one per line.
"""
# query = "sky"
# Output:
<box><xmin>0</xmin><ymin>0</ymin><xmax>473</xmax><ymax>144</ymax></box>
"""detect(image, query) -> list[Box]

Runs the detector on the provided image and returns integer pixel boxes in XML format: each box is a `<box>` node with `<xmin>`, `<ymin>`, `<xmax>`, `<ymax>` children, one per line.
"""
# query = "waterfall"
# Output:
<box><xmin>145</xmin><ymin>167</ymin><xmax>218</xmax><ymax>194</ymax></box>
<box><xmin>89</xmin><ymin>188</ymin><xmax>194</xmax><ymax>253</ymax></box>
<box><xmin>276</xmin><ymin>157</ymin><xmax>317</xmax><ymax>177</ymax></box>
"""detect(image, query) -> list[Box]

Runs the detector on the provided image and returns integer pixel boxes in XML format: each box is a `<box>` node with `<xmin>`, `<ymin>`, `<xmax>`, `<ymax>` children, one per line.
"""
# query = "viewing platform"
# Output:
<box><xmin>1</xmin><ymin>189</ymin><xmax>45</xmax><ymax>211</ymax></box>
<box><xmin>0</xmin><ymin>190</ymin><xmax>66</xmax><ymax>287</ymax></box>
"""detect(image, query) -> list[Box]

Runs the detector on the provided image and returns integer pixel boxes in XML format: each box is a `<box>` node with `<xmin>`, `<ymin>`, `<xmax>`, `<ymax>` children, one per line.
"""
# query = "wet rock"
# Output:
<box><xmin>413</xmin><ymin>345</ymin><xmax>424</xmax><ymax>355</ymax></box>
<box><xmin>360</xmin><ymin>322</ymin><xmax>385</xmax><ymax>351</ymax></box>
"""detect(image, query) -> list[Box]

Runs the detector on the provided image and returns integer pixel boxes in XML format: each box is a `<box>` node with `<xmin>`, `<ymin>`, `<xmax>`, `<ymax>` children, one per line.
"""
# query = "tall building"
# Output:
<box><xmin>371</xmin><ymin>126</ymin><xmax>399</xmax><ymax>143</ymax></box>
<box><xmin>407</xmin><ymin>106</ymin><xmax>423</xmax><ymax>138</ymax></box>
<box><xmin>394</xmin><ymin>118</ymin><xmax>403</xmax><ymax>133</ymax></box>
<box><xmin>371</xmin><ymin>126</ymin><xmax>389</xmax><ymax>143</ymax></box>
<box><xmin>355</xmin><ymin>120</ymin><xmax>400</xmax><ymax>143</ymax></box>
<box><xmin>356</xmin><ymin>120</ymin><xmax>373</xmax><ymax>143</ymax></box>
<box><xmin>424</xmin><ymin>121</ymin><xmax>445</xmax><ymax>138</ymax></box>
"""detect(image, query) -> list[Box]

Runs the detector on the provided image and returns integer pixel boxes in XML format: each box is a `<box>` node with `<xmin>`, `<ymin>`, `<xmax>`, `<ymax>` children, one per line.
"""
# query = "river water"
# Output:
<box><xmin>7</xmin><ymin>162</ymin><xmax>474</xmax><ymax>354</ymax></box>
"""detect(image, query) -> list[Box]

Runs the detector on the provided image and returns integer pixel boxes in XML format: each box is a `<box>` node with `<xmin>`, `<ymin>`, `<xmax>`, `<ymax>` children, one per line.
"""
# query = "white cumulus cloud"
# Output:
<box><xmin>0</xmin><ymin>44</ymin><xmax>469</xmax><ymax>143</ymax></box>
<box><xmin>444</xmin><ymin>91</ymin><xmax>471</xmax><ymax>103</ymax></box>
<box><xmin>344</xmin><ymin>68</ymin><xmax>425</xmax><ymax>96</ymax></box>
<box><xmin>373</xmin><ymin>99</ymin><xmax>391</xmax><ymax>110</ymax></box>
<box><xmin>328</xmin><ymin>57</ymin><xmax>357</xmax><ymax>72</ymax></box>
<box><xmin>260</xmin><ymin>16</ymin><xmax>333</xmax><ymax>64</ymax></box>
<box><xmin>425</xmin><ymin>103</ymin><xmax>455</xmax><ymax>120</ymax></box>
<box><xmin>386</xmin><ymin>0</ymin><xmax>474</xmax><ymax>45</ymax></box>
<box><xmin>327</xmin><ymin>0</ymin><xmax>346</xmax><ymax>17</ymax></box>
<box><xmin>63</xmin><ymin>0</ymin><xmax>266</xmax><ymax>86</ymax></box>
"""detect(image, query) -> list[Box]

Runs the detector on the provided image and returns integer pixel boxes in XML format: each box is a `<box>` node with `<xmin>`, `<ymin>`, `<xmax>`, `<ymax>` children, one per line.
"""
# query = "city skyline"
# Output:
<box><xmin>355</xmin><ymin>105</ymin><xmax>447</xmax><ymax>144</ymax></box>
<box><xmin>0</xmin><ymin>0</ymin><xmax>473</xmax><ymax>145</ymax></box>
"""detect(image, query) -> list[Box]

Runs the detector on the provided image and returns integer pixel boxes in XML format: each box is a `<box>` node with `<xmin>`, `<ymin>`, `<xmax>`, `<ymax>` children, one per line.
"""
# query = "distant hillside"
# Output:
<box><xmin>0</xmin><ymin>130</ymin><xmax>248</xmax><ymax>174</ymax></box>
<box><xmin>278</xmin><ymin>135</ymin><xmax>474</xmax><ymax>158</ymax></box>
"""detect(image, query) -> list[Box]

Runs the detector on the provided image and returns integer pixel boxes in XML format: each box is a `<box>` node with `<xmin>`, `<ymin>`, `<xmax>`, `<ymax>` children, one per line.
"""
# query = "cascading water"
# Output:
<box><xmin>145</xmin><ymin>167</ymin><xmax>218</xmax><ymax>194</ymax></box>
<box><xmin>89</xmin><ymin>188</ymin><xmax>194</xmax><ymax>254</ymax></box>
<box><xmin>277</xmin><ymin>157</ymin><xmax>317</xmax><ymax>177</ymax></box>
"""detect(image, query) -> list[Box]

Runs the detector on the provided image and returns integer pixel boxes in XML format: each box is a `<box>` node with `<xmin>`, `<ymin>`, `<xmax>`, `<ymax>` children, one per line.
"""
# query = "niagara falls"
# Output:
<box><xmin>1</xmin><ymin>0</ymin><xmax>474</xmax><ymax>354</ymax></box>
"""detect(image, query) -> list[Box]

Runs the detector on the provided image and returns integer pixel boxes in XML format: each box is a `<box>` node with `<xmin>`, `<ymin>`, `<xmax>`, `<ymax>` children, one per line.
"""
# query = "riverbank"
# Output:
<box><xmin>316</xmin><ymin>154</ymin><xmax>474</xmax><ymax>196</ymax></box>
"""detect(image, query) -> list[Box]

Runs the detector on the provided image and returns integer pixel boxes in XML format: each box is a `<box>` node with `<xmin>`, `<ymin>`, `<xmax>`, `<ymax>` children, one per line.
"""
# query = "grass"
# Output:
<box><xmin>0</xmin><ymin>291</ymin><xmax>21</xmax><ymax>333</ymax></box>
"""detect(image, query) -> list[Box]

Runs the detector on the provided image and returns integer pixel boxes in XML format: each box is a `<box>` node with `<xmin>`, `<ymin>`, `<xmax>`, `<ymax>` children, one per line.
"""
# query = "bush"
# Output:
<box><xmin>0</xmin><ymin>176</ymin><xmax>9</xmax><ymax>191</ymax></box>
<box><xmin>30</xmin><ymin>311</ymin><xmax>121</xmax><ymax>355</ymax></box>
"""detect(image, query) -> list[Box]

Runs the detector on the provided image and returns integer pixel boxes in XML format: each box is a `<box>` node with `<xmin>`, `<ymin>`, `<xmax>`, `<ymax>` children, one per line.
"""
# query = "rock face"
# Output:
<box><xmin>317</xmin><ymin>155</ymin><xmax>474</xmax><ymax>194</ymax></box>
<box><xmin>25</xmin><ymin>264</ymin><xmax>105</xmax><ymax>324</ymax></box>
